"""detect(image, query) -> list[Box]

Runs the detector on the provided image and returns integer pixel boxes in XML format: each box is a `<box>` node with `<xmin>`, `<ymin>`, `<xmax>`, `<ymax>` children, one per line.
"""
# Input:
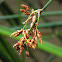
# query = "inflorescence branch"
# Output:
<box><xmin>10</xmin><ymin>0</ymin><xmax>52</xmax><ymax>58</ymax></box>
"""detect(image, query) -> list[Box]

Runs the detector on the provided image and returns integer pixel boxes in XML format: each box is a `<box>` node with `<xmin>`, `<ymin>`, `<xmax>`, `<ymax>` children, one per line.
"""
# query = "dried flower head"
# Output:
<box><xmin>10</xmin><ymin>4</ymin><xmax>42</xmax><ymax>57</ymax></box>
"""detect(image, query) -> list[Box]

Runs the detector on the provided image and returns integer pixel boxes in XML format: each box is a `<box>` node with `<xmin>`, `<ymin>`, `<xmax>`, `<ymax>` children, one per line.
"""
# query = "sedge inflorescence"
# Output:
<box><xmin>10</xmin><ymin>4</ymin><xmax>42</xmax><ymax>57</ymax></box>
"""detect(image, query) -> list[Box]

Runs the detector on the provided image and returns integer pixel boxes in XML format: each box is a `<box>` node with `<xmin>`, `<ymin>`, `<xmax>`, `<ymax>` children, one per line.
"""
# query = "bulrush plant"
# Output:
<box><xmin>10</xmin><ymin>0</ymin><xmax>52</xmax><ymax>57</ymax></box>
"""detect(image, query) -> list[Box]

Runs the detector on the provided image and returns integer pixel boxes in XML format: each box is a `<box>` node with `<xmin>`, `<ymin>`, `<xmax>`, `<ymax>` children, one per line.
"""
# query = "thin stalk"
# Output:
<box><xmin>35</xmin><ymin>15</ymin><xmax>40</xmax><ymax>35</ymax></box>
<box><xmin>42</xmin><ymin>0</ymin><xmax>53</xmax><ymax>11</ymax></box>
<box><xmin>23</xmin><ymin>10</ymin><xmax>38</xmax><ymax>29</ymax></box>
<box><xmin>29</xmin><ymin>19</ymin><xmax>37</xmax><ymax>33</ymax></box>
<box><xmin>23</xmin><ymin>0</ymin><xmax>52</xmax><ymax>30</ymax></box>
<box><xmin>37</xmin><ymin>14</ymin><xmax>40</xmax><ymax>26</ymax></box>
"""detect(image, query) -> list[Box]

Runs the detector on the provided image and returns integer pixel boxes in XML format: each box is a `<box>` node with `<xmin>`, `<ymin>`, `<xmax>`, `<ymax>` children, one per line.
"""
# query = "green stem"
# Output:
<box><xmin>37</xmin><ymin>14</ymin><xmax>40</xmax><ymax>27</ymax></box>
<box><xmin>23</xmin><ymin>10</ymin><xmax>38</xmax><ymax>29</ymax></box>
<box><xmin>35</xmin><ymin>15</ymin><xmax>39</xmax><ymax>35</ymax></box>
<box><xmin>42</xmin><ymin>0</ymin><xmax>53</xmax><ymax>10</ymax></box>
<box><xmin>28</xmin><ymin>19</ymin><xmax>37</xmax><ymax>33</ymax></box>
<box><xmin>23</xmin><ymin>0</ymin><xmax>52</xmax><ymax>30</ymax></box>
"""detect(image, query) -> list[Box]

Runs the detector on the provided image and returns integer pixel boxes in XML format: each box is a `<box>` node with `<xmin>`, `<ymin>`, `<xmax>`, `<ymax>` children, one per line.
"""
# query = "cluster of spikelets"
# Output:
<box><xmin>10</xmin><ymin>4</ymin><xmax>42</xmax><ymax>57</ymax></box>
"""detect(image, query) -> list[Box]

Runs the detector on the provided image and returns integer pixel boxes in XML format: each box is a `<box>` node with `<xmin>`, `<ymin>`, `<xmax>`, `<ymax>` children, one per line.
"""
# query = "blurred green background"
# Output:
<box><xmin>0</xmin><ymin>0</ymin><xmax>62</xmax><ymax>62</ymax></box>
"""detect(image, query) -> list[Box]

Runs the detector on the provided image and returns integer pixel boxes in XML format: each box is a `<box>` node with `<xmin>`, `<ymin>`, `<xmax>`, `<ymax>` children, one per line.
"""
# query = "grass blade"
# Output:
<box><xmin>0</xmin><ymin>11</ymin><xmax>62</xmax><ymax>20</ymax></box>
<box><xmin>0</xmin><ymin>25</ymin><xmax>62</xmax><ymax>57</ymax></box>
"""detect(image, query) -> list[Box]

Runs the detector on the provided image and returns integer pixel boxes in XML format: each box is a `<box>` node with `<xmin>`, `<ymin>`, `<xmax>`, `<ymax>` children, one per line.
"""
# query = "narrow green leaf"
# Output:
<box><xmin>11</xmin><ymin>21</ymin><xmax>62</xmax><ymax>30</ymax></box>
<box><xmin>38</xmin><ymin>21</ymin><xmax>62</xmax><ymax>28</ymax></box>
<box><xmin>0</xmin><ymin>11</ymin><xmax>62</xmax><ymax>20</ymax></box>
<box><xmin>0</xmin><ymin>25</ymin><xmax>62</xmax><ymax>57</ymax></box>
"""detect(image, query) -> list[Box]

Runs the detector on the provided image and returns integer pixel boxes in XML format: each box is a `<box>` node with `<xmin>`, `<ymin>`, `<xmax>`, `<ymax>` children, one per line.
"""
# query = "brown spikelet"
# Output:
<box><xmin>39</xmin><ymin>38</ymin><xmax>42</xmax><ymax>45</ymax></box>
<box><xmin>10</xmin><ymin>32</ymin><xmax>17</xmax><ymax>37</ymax></box>
<box><xmin>10</xmin><ymin>29</ymin><xmax>23</xmax><ymax>37</ymax></box>
<box><xmin>26</xmin><ymin>50</ymin><xmax>29</xmax><ymax>58</ymax></box>
<box><xmin>21</xmin><ymin>4</ymin><xmax>30</xmax><ymax>11</ymax></box>
<box><xmin>32</xmin><ymin>44</ymin><xmax>36</xmax><ymax>49</ymax></box>
<box><xmin>37</xmin><ymin>29</ymin><xmax>42</xmax><ymax>45</ymax></box>
<box><xmin>37</xmin><ymin>29</ymin><xmax>42</xmax><ymax>38</ymax></box>
<box><xmin>19</xmin><ymin>47</ymin><xmax>23</xmax><ymax>55</ymax></box>
<box><xmin>13</xmin><ymin>43</ymin><xmax>19</xmax><ymax>48</ymax></box>
<box><xmin>23</xmin><ymin>12</ymin><xmax>30</xmax><ymax>15</ymax></box>
<box><xmin>20</xmin><ymin>9</ymin><xmax>26</xmax><ymax>12</ymax></box>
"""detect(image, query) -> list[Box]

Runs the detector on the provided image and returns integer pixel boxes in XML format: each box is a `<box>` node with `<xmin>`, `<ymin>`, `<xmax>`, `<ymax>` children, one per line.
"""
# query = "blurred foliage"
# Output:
<box><xmin>0</xmin><ymin>0</ymin><xmax>62</xmax><ymax>62</ymax></box>
<box><xmin>0</xmin><ymin>25</ymin><xmax>62</xmax><ymax>57</ymax></box>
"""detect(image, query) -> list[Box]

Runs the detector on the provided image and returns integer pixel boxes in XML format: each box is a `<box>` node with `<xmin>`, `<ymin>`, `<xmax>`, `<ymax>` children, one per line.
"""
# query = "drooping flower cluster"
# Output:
<box><xmin>10</xmin><ymin>4</ymin><xmax>42</xmax><ymax>57</ymax></box>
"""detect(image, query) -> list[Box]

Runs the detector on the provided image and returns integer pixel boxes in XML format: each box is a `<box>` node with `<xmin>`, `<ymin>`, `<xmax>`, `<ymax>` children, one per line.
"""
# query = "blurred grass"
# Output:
<box><xmin>0</xmin><ymin>11</ymin><xmax>62</xmax><ymax>20</ymax></box>
<box><xmin>45</xmin><ymin>55</ymin><xmax>56</xmax><ymax>62</ymax></box>
<box><xmin>0</xmin><ymin>34</ymin><xmax>20</xmax><ymax>62</ymax></box>
<box><xmin>0</xmin><ymin>1</ymin><xmax>19</xmax><ymax>25</ymax></box>
<box><xmin>0</xmin><ymin>2</ymin><xmax>17</xmax><ymax>26</ymax></box>
<box><xmin>10</xmin><ymin>21</ymin><xmax>62</xmax><ymax>30</ymax></box>
<box><xmin>0</xmin><ymin>42</ymin><xmax>14</xmax><ymax>62</ymax></box>
<box><xmin>0</xmin><ymin>25</ymin><xmax>62</xmax><ymax>57</ymax></box>
<box><xmin>17</xmin><ymin>0</ymin><xmax>23</xmax><ymax>27</ymax></box>
<box><xmin>0</xmin><ymin>6</ymin><xmax>16</xmax><ymax>26</ymax></box>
